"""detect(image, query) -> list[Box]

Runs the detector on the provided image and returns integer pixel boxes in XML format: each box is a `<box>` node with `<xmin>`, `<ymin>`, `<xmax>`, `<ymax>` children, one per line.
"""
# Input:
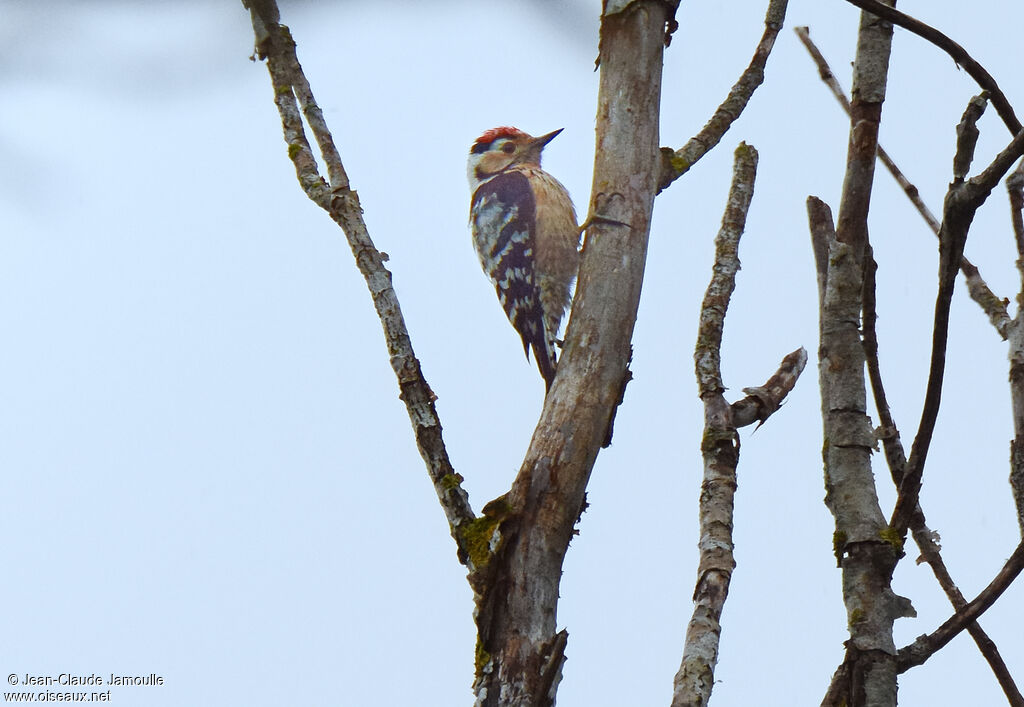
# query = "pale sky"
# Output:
<box><xmin>2</xmin><ymin>1</ymin><xmax>1022</xmax><ymax>705</ymax></box>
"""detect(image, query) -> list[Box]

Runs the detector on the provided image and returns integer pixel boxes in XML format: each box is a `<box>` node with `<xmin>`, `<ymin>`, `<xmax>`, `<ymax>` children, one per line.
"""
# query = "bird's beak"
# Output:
<box><xmin>532</xmin><ymin>129</ymin><xmax>564</xmax><ymax>149</ymax></box>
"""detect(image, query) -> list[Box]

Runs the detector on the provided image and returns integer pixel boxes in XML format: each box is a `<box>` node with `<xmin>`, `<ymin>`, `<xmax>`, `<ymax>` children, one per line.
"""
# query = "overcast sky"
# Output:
<box><xmin>2</xmin><ymin>1</ymin><xmax>1022</xmax><ymax>705</ymax></box>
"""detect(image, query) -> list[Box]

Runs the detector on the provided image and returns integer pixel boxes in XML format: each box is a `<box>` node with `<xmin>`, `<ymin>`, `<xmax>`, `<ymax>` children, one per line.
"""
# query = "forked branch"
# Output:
<box><xmin>863</xmin><ymin>251</ymin><xmax>1024</xmax><ymax>704</ymax></box>
<box><xmin>840</xmin><ymin>0</ymin><xmax>1021</xmax><ymax>136</ymax></box>
<box><xmin>892</xmin><ymin>100</ymin><xmax>1024</xmax><ymax>536</ymax></box>
<box><xmin>818</xmin><ymin>8</ymin><xmax>904</xmax><ymax>704</ymax></box>
<box><xmin>795</xmin><ymin>25</ymin><xmax>1011</xmax><ymax>337</ymax></box>
<box><xmin>898</xmin><ymin>541</ymin><xmax>1024</xmax><ymax>671</ymax></box>
<box><xmin>241</xmin><ymin>1</ymin><xmax>475</xmax><ymax>549</ymax></box>
<box><xmin>675</xmin><ymin>144</ymin><xmax>806</xmax><ymax>707</ymax></box>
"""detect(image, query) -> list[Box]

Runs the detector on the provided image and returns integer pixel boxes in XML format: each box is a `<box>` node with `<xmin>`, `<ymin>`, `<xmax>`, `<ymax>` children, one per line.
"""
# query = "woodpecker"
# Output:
<box><xmin>467</xmin><ymin>126</ymin><xmax>580</xmax><ymax>391</ymax></box>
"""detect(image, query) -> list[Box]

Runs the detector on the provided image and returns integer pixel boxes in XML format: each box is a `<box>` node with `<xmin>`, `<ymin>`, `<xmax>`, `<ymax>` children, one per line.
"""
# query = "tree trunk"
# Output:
<box><xmin>469</xmin><ymin>2</ymin><xmax>669</xmax><ymax>705</ymax></box>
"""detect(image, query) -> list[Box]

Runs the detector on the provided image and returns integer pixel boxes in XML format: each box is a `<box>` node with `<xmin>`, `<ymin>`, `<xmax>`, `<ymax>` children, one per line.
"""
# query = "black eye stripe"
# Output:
<box><xmin>472</xmin><ymin>139</ymin><xmax>516</xmax><ymax>155</ymax></box>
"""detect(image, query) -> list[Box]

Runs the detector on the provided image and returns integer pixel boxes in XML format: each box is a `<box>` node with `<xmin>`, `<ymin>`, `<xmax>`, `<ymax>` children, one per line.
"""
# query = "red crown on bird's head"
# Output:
<box><xmin>472</xmin><ymin>126</ymin><xmax>528</xmax><ymax>150</ymax></box>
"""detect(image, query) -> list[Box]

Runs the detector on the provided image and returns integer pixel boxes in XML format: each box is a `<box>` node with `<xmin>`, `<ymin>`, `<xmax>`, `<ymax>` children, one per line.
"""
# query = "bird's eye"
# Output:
<box><xmin>501</xmin><ymin>142</ymin><xmax>516</xmax><ymax>154</ymax></box>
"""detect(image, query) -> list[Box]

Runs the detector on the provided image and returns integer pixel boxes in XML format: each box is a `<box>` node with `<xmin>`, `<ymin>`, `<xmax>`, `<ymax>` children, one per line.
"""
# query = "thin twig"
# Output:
<box><xmin>840</xmin><ymin>0</ymin><xmax>1022</xmax><ymax>136</ymax></box>
<box><xmin>795</xmin><ymin>26</ymin><xmax>1011</xmax><ymax>338</ymax></box>
<box><xmin>898</xmin><ymin>541</ymin><xmax>1024</xmax><ymax>671</ymax></box>
<box><xmin>890</xmin><ymin>97</ymin><xmax>989</xmax><ymax>535</ymax></box>
<box><xmin>658</xmin><ymin>0</ymin><xmax>788</xmax><ymax>191</ymax></box>
<box><xmin>864</xmin><ymin>249</ymin><xmax>1024</xmax><ymax>705</ymax></box>
<box><xmin>892</xmin><ymin>100</ymin><xmax>1024</xmax><ymax>535</ymax></box>
<box><xmin>242</xmin><ymin>2</ymin><xmax>476</xmax><ymax>549</ymax></box>
<box><xmin>912</xmin><ymin>523</ymin><xmax>1024</xmax><ymax>705</ymax></box>
<box><xmin>795</xmin><ymin>27</ymin><xmax>938</xmax><ymax>231</ymax></box>
<box><xmin>862</xmin><ymin>250</ymin><xmax>908</xmax><ymax>481</ymax></box>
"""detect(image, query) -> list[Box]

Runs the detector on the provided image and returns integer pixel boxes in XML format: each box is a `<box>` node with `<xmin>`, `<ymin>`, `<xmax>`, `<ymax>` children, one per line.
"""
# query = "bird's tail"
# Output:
<box><xmin>533</xmin><ymin>340</ymin><xmax>557</xmax><ymax>392</ymax></box>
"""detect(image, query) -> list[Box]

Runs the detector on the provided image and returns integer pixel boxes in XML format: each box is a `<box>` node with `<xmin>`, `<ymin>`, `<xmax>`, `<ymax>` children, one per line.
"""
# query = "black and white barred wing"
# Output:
<box><xmin>470</xmin><ymin>171</ymin><xmax>557</xmax><ymax>388</ymax></box>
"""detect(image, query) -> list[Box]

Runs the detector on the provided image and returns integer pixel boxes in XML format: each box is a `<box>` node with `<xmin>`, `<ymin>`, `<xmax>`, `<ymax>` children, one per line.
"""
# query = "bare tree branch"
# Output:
<box><xmin>731</xmin><ymin>348</ymin><xmax>807</xmax><ymax>428</ymax></box>
<box><xmin>795</xmin><ymin>26</ymin><xmax>939</xmax><ymax>233</ymax></box>
<box><xmin>807</xmin><ymin>196</ymin><xmax>834</xmax><ymax>308</ymax></box>
<box><xmin>657</xmin><ymin>0</ymin><xmax>788</xmax><ymax>191</ymax></box>
<box><xmin>892</xmin><ymin>100</ymin><xmax>1024</xmax><ymax>536</ymax></box>
<box><xmin>241</xmin><ymin>2</ymin><xmax>476</xmax><ymax>551</ymax></box>
<box><xmin>1010</xmin><ymin>163</ymin><xmax>1024</xmax><ymax>537</ymax></box>
<box><xmin>864</xmin><ymin>250</ymin><xmax>1024</xmax><ymax>705</ymax></box>
<box><xmin>675</xmin><ymin>145</ymin><xmax>755</xmax><ymax>707</ymax></box>
<box><xmin>693</xmin><ymin>144</ymin><xmax>759</xmax><ymax>402</ymax></box>
<box><xmin>862</xmin><ymin>251</ymin><xmax>907</xmax><ymax>480</ymax></box>
<box><xmin>888</xmin><ymin>98</ymin><xmax>988</xmax><ymax>536</ymax></box>
<box><xmin>1010</xmin><ymin>164</ymin><xmax>1024</xmax><ymax>258</ymax></box>
<box><xmin>898</xmin><ymin>541</ymin><xmax>1024</xmax><ymax>671</ymax></box>
<box><xmin>819</xmin><ymin>5</ymin><xmax>903</xmax><ymax>704</ymax></box>
<box><xmin>243</xmin><ymin>3</ymin><xmax>1024</xmax><ymax>704</ymax></box>
<box><xmin>795</xmin><ymin>26</ymin><xmax>1011</xmax><ymax>338</ymax></box>
<box><xmin>834</xmin><ymin>5</ymin><xmax>893</xmax><ymax>255</ymax></box>
<box><xmin>961</xmin><ymin>257</ymin><xmax>1013</xmax><ymax>341</ymax></box>
<box><xmin>910</xmin><ymin>520</ymin><xmax>1024</xmax><ymax>705</ymax></box>
<box><xmin>675</xmin><ymin>144</ymin><xmax>806</xmax><ymax>707</ymax></box>
<box><xmin>813</xmin><ymin>198</ymin><xmax>907</xmax><ymax>707</ymax></box>
<box><xmin>840</xmin><ymin>0</ymin><xmax>1022</xmax><ymax>136</ymax></box>
<box><xmin>810</xmin><ymin>194</ymin><xmax>911</xmax><ymax>707</ymax></box>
